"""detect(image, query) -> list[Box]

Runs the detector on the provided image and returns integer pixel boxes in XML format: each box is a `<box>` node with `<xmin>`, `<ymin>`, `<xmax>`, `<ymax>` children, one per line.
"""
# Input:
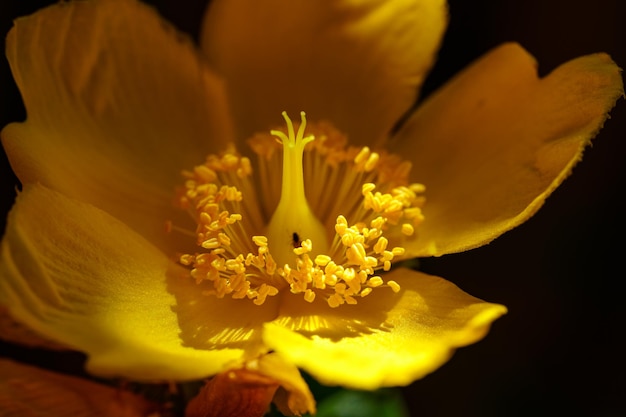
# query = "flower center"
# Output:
<box><xmin>175</xmin><ymin>112</ymin><xmax>426</xmax><ymax>307</ymax></box>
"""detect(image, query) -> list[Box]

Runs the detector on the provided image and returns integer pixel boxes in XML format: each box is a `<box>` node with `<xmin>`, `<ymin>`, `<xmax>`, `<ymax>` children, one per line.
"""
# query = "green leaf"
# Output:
<box><xmin>312</xmin><ymin>388</ymin><xmax>409</xmax><ymax>417</ymax></box>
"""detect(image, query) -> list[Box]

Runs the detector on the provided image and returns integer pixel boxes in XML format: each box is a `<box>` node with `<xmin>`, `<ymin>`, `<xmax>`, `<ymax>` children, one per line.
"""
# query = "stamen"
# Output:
<box><xmin>175</xmin><ymin>112</ymin><xmax>426</xmax><ymax>308</ymax></box>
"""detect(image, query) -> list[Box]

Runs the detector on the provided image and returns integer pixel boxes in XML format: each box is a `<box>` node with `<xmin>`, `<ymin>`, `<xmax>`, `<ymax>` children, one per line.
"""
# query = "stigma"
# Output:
<box><xmin>266</xmin><ymin>112</ymin><xmax>329</xmax><ymax>266</ymax></box>
<box><xmin>175</xmin><ymin>112</ymin><xmax>426</xmax><ymax>308</ymax></box>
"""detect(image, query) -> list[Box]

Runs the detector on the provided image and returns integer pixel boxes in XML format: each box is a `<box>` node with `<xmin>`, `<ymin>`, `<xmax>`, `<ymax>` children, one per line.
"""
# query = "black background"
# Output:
<box><xmin>1</xmin><ymin>1</ymin><xmax>625</xmax><ymax>416</ymax></box>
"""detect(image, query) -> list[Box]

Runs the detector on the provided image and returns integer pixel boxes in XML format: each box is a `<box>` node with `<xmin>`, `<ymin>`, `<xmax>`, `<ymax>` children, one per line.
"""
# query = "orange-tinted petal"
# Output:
<box><xmin>0</xmin><ymin>306</ymin><xmax>67</xmax><ymax>350</ymax></box>
<box><xmin>264</xmin><ymin>268</ymin><xmax>506</xmax><ymax>390</ymax></box>
<box><xmin>392</xmin><ymin>43</ymin><xmax>623</xmax><ymax>256</ymax></box>
<box><xmin>0</xmin><ymin>184</ymin><xmax>270</xmax><ymax>381</ymax></box>
<box><xmin>185</xmin><ymin>354</ymin><xmax>315</xmax><ymax>417</ymax></box>
<box><xmin>252</xmin><ymin>354</ymin><xmax>316</xmax><ymax>416</ymax></box>
<box><xmin>186</xmin><ymin>369</ymin><xmax>279</xmax><ymax>417</ymax></box>
<box><xmin>0</xmin><ymin>359</ymin><xmax>156</xmax><ymax>417</ymax></box>
<box><xmin>201</xmin><ymin>0</ymin><xmax>447</xmax><ymax>146</ymax></box>
<box><xmin>2</xmin><ymin>0</ymin><xmax>233</xmax><ymax>252</ymax></box>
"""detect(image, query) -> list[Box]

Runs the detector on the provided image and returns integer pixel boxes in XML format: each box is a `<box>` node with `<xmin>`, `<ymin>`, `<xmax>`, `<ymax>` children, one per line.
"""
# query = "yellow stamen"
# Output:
<box><xmin>175</xmin><ymin>112</ymin><xmax>426</xmax><ymax>307</ymax></box>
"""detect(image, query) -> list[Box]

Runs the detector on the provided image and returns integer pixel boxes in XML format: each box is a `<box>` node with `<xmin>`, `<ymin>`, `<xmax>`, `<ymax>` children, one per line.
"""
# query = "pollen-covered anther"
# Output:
<box><xmin>401</xmin><ymin>223</ymin><xmax>415</xmax><ymax>236</ymax></box>
<box><xmin>252</xmin><ymin>236</ymin><xmax>268</xmax><ymax>247</ymax></box>
<box><xmin>314</xmin><ymin>254</ymin><xmax>331</xmax><ymax>267</ymax></box>
<box><xmin>354</xmin><ymin>147</ymin><xmax>380</xmax><ymax>172</ymax></box>
<box><xmin>293</xmin><ymin>239</ymin><xmax>313</xmax><ymax>256</ymax></box>
<box><xmin>367</xmin><ymin>276</ymin><xmax>384</xmax><ymax>288</ymax></box>
<box><xmin>251</xmin><ymin>284</ymin><xmax>279</xmax><ymax>306</ymax></box>
<box><xmin>176</xmin><ymin>111</ymin><xmax>426</xmax><ymax>308</ymax></box>
<box><xmin>387</xmin><ymin>280</ymin><xmax>401</xmax><ymax>293</ymax></box>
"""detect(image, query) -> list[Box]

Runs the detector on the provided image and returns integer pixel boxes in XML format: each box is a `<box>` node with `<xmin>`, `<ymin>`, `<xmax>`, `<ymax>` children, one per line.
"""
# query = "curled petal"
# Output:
<box><xmin>393</xmin><ymin>43</ymin><xmax>624</xmax><ymax>256</ymax></box>
<box><xmin>264</xmin><ymin>268</ymin><xmax>506</xmax><ymax>390</ymax></box>
<box><xmin>250</xmin><ymin>354</ymin><xmax>316</xmax><ymax>416</ymax></box>
<box><xmin>186</xmin><ymin>369</ymin><xmax>279</xmax><ymax>417</ymax></box>
<box><xmin>186</xmin><ymin>354</ymin><xmax>315</xmax><ymax>417</ymax></box>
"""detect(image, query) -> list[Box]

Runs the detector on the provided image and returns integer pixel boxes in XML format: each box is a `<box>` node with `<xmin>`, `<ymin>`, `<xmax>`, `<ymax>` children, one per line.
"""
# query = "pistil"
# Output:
<box><xmin>176</xmin><ymin>112</ymin><xmax>425</xmax><ymax>307</ymax></box>
<box><xmin>266</xmin><ymin>112</ymin><xmax>329</xmax><ymax>266</ymax></box>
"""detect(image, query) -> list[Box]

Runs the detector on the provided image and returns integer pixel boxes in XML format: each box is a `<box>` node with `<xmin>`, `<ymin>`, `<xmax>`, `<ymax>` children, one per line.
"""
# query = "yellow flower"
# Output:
<box><xmin>0</xmin><ymin>0</ymin><xmax>622</xmax><ymax>414</ymax></box>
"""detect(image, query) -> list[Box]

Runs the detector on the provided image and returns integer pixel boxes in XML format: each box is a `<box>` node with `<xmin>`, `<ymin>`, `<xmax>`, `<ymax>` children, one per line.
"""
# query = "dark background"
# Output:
<box><xmin>1</xmin><ymin>1</ymin><xmax>625</xmax><ymax>416</ymax></box>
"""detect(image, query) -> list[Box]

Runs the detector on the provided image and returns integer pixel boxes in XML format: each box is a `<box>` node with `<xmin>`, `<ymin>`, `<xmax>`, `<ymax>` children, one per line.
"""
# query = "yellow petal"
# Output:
<box><xmin>252</xmin><ymin>354</ymin><xmax>316</xmax><ymax>416</ymax></box>
<box><xmin>0</xmin><ymin>359</ymin><xmax>155</xmax><ymax>417</ymax></box>
<box><xmin>264</xmin><ymin>268</ymin><xmax>506</xmax><ymax>390</ymax></box>
<box><xmin>0</xmin><ymin>184</ymin><xmax>270</xmax><ymax>381</ymax></box>
<box><xmin>392</xmin><ymin>43</ymin><xmax>624</xmax><ymax>256</ymax></box>
<box><xmin>201</xmin><ymin>0</ymin><xmax>447</xmax><ymax>146</ymax></box>
<box><xmin>2</xmin><ymin>0</ymin><xmax>233</xmax><ymax>252</ymax></box>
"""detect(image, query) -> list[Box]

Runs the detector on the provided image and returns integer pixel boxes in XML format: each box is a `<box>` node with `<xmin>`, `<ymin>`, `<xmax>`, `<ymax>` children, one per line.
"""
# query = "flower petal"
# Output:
<box><xmin>392</xmin><ymin>43</ymin><xmax>624</xmax><ymax>256</ymax></box>
<box><xmin>252</xmin><ymin>354</ymin><xmax>316</xmax><ymax>416</ymax></box>
<box><xmin>186</xmin><ymin>369</ymin><xmax>279</xmax><ymax>417</ymax></box>
<box><xmin>2</xmin><ymin>0</ymin><xmax>233</xmax><ymax>252</ymax></box>
<box><xmin>0</xmin><ymin>184</ymin><xmax>272</xmax><ymax>381</ymax></box>
<box><xmin>0</xmin><ymin>306</ymin><xmax>67</xmax><ymax>350</ymax></box>
<box><xmin>0</xmin><ymin>359</ymin><xmax>156</xmax><ymax>417</ymax></box>
<box><xmin>201</xmin><ymin>0</ymin><xmax>447</xmax><ymax>146</ymax></box>
<box><xmin>186</xmin><ymin>354</ymin><xmax>315</xmax><ymax>417</ymax></box>
<box><xmin>264</xmin><ymin>268</ymin><xmax>506</xmax><ymax>390</ymax></box>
